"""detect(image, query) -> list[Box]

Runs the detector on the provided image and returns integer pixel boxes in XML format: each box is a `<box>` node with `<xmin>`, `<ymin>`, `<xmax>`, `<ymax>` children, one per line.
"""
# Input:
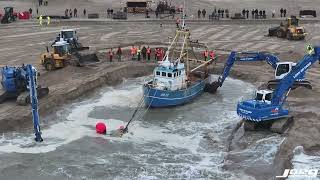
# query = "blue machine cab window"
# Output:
<box><xmin>276</xmin><ymin>64</ymin><xmax>289</xmax><ymax>76</ymax></box>
<box><xmin>156</xmin><ymin>71</ymin><xmax>160</xmax><ymax>76</ymax></box>
<box><xmin>265</xmin><ymin>93</ymin><xmax>272</xmax><ymax>101</ymax></box>
<box><xmin>256</xmin><ymin>93</ymin><xmax>263</xmax><ymax>101</ymax></box>
<box><xmin>162</xmin><ymin>72</ymin><xmax>166</xmax><ymax>77</ymax></box>
<box><xmin>168</xmin><ymin>73</ymin><xmax>172</xmax><ymax>78</ymax></box>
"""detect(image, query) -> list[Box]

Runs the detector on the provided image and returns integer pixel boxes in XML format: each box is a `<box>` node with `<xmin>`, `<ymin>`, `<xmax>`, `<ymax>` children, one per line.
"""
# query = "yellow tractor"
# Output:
<box><xmin>268</xmin><ymin>16</ymin><xmax>306</xmax><ymax>40</ymax></box>
<box><xmin>40</xmin><ymin>41</ymin><xmax>71</xmax><ymax>71</ymax></box>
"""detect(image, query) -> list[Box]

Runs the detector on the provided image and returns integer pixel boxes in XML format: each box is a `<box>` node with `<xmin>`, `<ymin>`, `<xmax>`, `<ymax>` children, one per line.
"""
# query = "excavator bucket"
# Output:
<box><xmin>204</xmin><ymin>81</ymin><xmax>221</xmax><ymax>94</ymax></box>
<box><xmin>71</xmin><ymin>50</ymin><xmax>99</xmax><ymax>67</ymax></box>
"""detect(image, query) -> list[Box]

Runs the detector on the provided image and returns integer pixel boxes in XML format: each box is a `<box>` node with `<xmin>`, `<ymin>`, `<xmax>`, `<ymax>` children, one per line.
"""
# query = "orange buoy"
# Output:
<box><xmin>96</xmin><ymin>122</ymin><xmax>107</xmax><ymax>134</ymax></box>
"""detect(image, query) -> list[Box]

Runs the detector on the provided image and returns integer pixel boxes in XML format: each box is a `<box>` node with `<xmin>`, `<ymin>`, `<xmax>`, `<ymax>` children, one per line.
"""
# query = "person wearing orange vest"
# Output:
<box><xmin>203</xmin><ymin>49</ymin><xmax>209</xmax><ymax>61</ymax></box>
<box><xmin>176</xmin><ymin>17</ymin><xmax>180</xmax><ymax>28</ymax></box>
<box><xmin>146</xmin><ymin>46</ymin><xmax>151</xmax><ymax>61</ymax></box>
<box><xmin>209</xmin><ymin>50</ymin><xmax>215</xmax><ymax>60</ymax></box>
<box><xmin>155</xmin><ymin>48</ymin><xmax>159</xmax><ymax>61</ymax></box>
<box><xmin>159</xmin><ymin>48</ymin><xmax>165</xmax><ymax>60</ymax></box>
<box><xmin>130</xmin><ymin>45</ymin><xmax>136</xmax><ymax>60</ymax></box>
<box><xmin>108</xmin><ymin>48</ymin><xmax>113</xmax><ymax>62</ymax></box>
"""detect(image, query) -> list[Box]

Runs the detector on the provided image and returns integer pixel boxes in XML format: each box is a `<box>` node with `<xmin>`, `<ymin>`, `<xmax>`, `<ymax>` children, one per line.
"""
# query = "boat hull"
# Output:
<box><xmin>143</xmin><ymin>79</ymin><xmax>207</xmax><ymax>108</ymax></box>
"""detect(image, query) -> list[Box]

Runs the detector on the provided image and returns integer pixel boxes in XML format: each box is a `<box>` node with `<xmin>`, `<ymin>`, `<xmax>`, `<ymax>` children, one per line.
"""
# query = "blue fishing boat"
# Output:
<box><xmin>143</xmin><ymin>19</ymin><xmax>214</xmax><ymax>108</ymax></box>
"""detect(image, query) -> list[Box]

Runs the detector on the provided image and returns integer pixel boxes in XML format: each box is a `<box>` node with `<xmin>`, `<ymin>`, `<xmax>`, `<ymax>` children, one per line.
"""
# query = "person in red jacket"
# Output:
<box><xmin>209</xmin><ymin>50</ymin><xmax>215</xmax><ymax>60</ymax></box>
<box><xmin>210</xmin><ymin>50</ymin><xmax>216</xmax><ymax>64</ymax></box>
<box><xmin>146</xmin><ymin>46</ymin><xmax>151</xmax><ymax>61</ymax></box>
<box><xmin>155</xmin><ymin>48</ymin><xmax>159</xmax><ymax>61</ymax></box>
<box><xmin>108</xmin><ymin>48</ymin><xmax>113</xmax><ymax>62</ymax></box>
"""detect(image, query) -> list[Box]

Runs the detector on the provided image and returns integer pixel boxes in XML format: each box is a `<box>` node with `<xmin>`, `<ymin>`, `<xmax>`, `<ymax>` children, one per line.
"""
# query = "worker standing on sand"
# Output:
<box><xmin>74</xmin><ymin>8</ymin><xmax>78</xmax><ymax>18</ymax></box>
<box><xmin>146</xmin><ymin>46</ymin><xmax>151</xmax><ymax>61</ymax></box>
<box><xmin>131</xmin><ymin>45</ymin><xmax>136</xmax><ymax>60</ymax></box>
<box><xmin>39</xmin><ymin>15</ymin><xmax>43</xmax><ymax>26</ymax></box>
<box><xmin>108</xmin><ymin>48</ymin><xmax>113</xmax><ymax>62</ymax></box>
<box><xmin>29</xmin><ymin>8</ymin><xmax>32</xmax><ymax>18</ymax></box>
<box><xmin>137</xmin><ymin>47</ymin><xmax>142</xmax><ymax>61</ymax></box>
<box><xmin>116</xmin><ymin>47</ymin><xmax>122</xmax><ymax>61</ymax></box>
<box><xmin>210</xmin><ymin>50</ymin><xmax>215</xmax><ymax>64</ymax></box>
<box><xmin>176</xmin><ymin>17</ymin><xmax>180</xmax><ymax>28</ymax></box>
<box><xmin>142</xmin><ymin>46</ymin><xmax>147</xmax><ymax>61</ymax></box>
<box><xmin>47</xmin><ymin>16</ymin><xmax>51</xmax><ymax>25</ymax></box>
<box><xmin>203</xmin><ymin>49</ymin><xmax>209</xmax><ymax>61</ymax></box>
<box><xmin>83</xmin><ymin>9</ymin><xmax>86</xmax><ymax>17</ymax></box>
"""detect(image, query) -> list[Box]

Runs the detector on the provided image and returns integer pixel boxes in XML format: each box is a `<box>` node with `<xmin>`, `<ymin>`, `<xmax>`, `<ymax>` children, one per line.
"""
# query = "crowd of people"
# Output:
<box><xmin>107</xmin><ymin>46</ymin><xmax>166</xmax><ymax>62</ymax></box>
<box><xmin>38</xmin><ymin>0</ymin><xmax>48</xmax><ymax>6</ymax></box>
<box><xmin>106</xmin><ymin>45</ymin><xmax>216</xmax><ymax>63</ymax></box>
<box><xmin>64</xmin><ymin>8</ymin><xmax>87</xmax><ymax>18</ymax></box>
<box><xmin>107</xmin><ymin>8</ymin><xmax>115</xmax><ymax>18</ymax></box>
<box><xmin>248</xmin><ymin>9</ymin><xmax>267</xmax><ymax>19</ymax></box>
<box><xmin>199</xmin><ymin>7</ymin><xmax>290</xmax><ymax>20</ymax></box>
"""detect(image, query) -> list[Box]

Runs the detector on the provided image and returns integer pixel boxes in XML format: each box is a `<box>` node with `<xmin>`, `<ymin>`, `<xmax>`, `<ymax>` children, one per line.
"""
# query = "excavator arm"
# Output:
<box><xmin>205</xmin><ymin>51</ymin><xmax>279</xmax><ymax>93</ymax></box>
<box><xmin>271</xmin><ymin>46</ymin><xmax>320</xmax><ymax>105</ymax></box>
<box><xmin>26</xmin><ymin>65</ymin><xmax>43</xmax><ymax>142</ymax></box>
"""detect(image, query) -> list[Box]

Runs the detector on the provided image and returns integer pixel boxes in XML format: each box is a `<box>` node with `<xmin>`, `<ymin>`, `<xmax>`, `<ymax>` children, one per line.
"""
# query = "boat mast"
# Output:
<box><xmin>181</xmin><ymin>0</ymin><xmax>190</xmax><ymax>76</ymax></box>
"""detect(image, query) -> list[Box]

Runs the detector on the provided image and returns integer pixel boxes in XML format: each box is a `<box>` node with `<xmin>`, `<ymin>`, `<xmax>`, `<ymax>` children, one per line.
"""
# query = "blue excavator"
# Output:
<box><xmin>1</xmin><ymin>64</ymin><xmax>47</xmax><ymax>141</ymax></box>
<box><xmin>205</xmin><ymin>50</ymin><xmax>312</xmax><ymax>93</ymax></box>
<box><xmin>237</xmin><ymin>45</ymin><xmax>320</xmax><ymax>133</ymax></box>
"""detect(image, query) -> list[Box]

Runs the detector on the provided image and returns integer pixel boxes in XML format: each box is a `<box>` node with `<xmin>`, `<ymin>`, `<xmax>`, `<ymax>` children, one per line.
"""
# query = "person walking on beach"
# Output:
<box><xmin>108</xmin><ymin>48</ymin><xmax>114</xmax><ymax>62</ymax></box>
<box><xmin>116</xmin><ymin>47</ymin><xmax>122</xmax><ymax>61</ymax></box>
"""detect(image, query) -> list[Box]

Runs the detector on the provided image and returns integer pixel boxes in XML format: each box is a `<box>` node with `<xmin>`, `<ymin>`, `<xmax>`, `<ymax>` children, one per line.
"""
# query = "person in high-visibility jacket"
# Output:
<box><xmin>39</xmin><ymin>15</ymin><xmax>43</xmax><ymax>26</ymax></box>
<box><xmin>47</xmin><ymin>16</ymin><xmax>51</xmax><ymax>25</ymax></box>
<box><xmin>137</xmin><ymin>47</ymin><xmax>142</xmax><ymax>61</ymax></box>
<box><xmin>176</xmin><ymin>17</ymin><xmax>180</xmax><ymax>28</ymax></box>
<box><xmin>130</xmin><ymin>45</ymin><xmax>136</xmax><ymax>60</ymax></box>
<box><xmin>203</xmin><ymin>49</ymin><xmax>209</xmax><ymax>61</ymax></box>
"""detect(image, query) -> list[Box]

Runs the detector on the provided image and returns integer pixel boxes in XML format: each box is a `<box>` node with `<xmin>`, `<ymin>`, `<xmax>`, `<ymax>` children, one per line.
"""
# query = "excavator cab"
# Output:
<box><xmin>53</xmin><ymin>41</ymin><xmax>70</xmax><ymax>57</ymax></box>
<box><xmin>287</xmin><ymin>16</ymin><xmax>299</xmax><ymax>27</ymax></box>
<box><xmin>60</xmin><ymin>29</ymin><xmax>78</xmax><ymax>42</ymax></box>
<box><xmin>40</xmin><ymin>41</ymin><xmax>71</xmax><ymax>71</ymax></box>
<box><xmin>275</xmin><ymin>62</ymin><xmax>296</xmax><ymax>80</ymax></box>
<box><xmin>255</xmin><ymin>90</ymin><xmax>272</xmax><ymax>104</ymax></box>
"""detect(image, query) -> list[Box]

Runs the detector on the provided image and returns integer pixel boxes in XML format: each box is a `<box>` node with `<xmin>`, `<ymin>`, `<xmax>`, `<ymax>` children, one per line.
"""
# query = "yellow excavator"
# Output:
<box><xmin>40</xmin><ymin>40</ymin><xmax>71</xmax><ymax>71</ymax></box>
<box><xmin>268</xmin><ymin>16</ymin><xmax>306</xmax><ymax>40</ymax></box>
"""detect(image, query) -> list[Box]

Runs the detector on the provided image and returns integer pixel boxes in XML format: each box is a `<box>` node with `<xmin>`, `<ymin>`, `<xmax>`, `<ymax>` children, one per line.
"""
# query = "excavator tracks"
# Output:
<box><xmin>16</xmin><ymin>91</ymin><xmax>30</xmax><ymax>105</ymax></box>
<box><xmin>267</xmin><ymin>80</ymin><xmax>312</xmax><ymax>90</ymax></box>
<box><xmin>243</xmin><ymin>116</ymin><xmax>294</xmax><ymax>134</ymax></box>
<box><xmin>16</xmin><ymin>87</ymin><xmax>49</xmax><ymax>106</ymax></box>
